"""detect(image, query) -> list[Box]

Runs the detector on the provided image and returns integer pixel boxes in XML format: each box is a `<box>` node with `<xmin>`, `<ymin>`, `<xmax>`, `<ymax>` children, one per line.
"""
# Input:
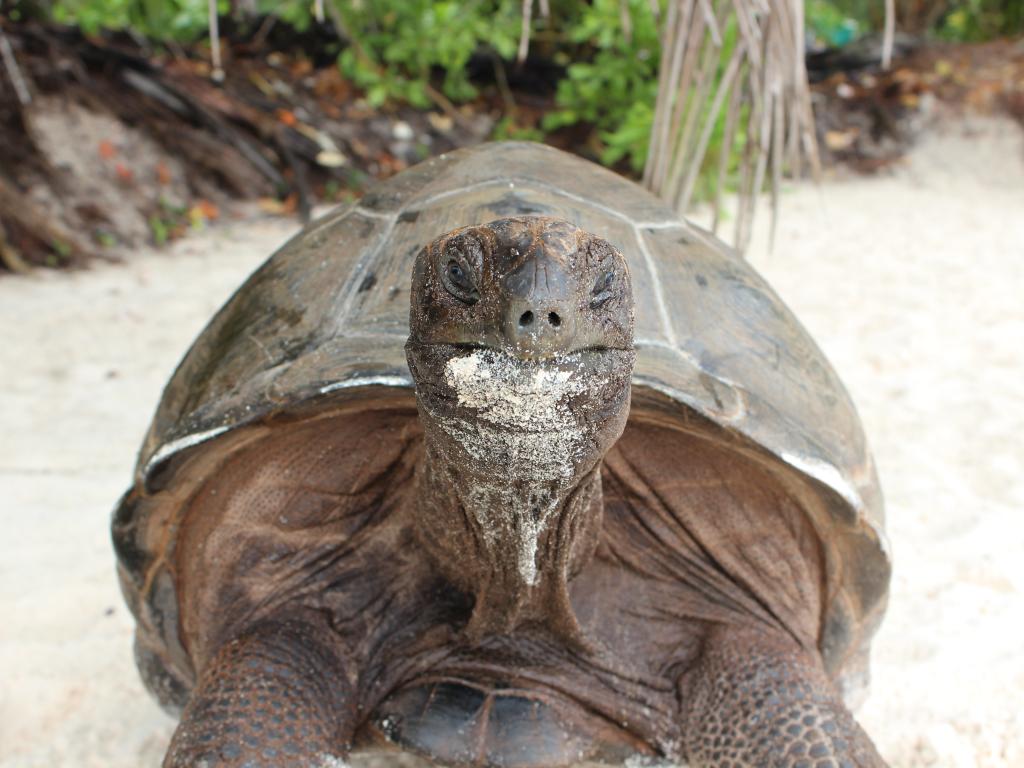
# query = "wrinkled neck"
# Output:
<box><xmin>405</xmin><ymin>345</ymin><xmax>633</xmax><ymax>644</ymax></box>
<box><xmin>413</xmin><ymin>435</ymin><xmax>604</xmax><ymax>644</ymax></box>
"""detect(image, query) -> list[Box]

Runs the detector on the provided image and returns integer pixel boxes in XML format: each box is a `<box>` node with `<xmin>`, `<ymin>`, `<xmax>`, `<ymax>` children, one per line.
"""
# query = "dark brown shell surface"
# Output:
<box><xmin>113</xmin><ymin>141</ymin><xmax>890</xmax><ymax>712</ymax></box>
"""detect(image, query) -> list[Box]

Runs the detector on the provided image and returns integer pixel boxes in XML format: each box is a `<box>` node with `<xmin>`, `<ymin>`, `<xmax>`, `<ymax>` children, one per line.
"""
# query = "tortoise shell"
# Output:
<box><xmin>113</xmin><ymin>141</ymin><xmax>889</xmax><ymax>719</ymax></box>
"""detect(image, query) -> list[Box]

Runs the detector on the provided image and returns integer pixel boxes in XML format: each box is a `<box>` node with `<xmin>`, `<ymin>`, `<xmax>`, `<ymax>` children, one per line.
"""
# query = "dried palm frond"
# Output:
<box><xmin>207</xmin><ymin>0</ymin><xmax>224</xmax><ymax>82</ymax></box>
<box><xmin>643</xmin><ymin>0</ymin><xmax>820</xmax><ymax>253</ymax></box>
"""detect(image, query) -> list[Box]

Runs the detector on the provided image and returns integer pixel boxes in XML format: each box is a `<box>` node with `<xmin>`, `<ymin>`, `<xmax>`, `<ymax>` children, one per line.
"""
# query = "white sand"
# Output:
<box><xmin>2</xmin><ymin>118</ymin><xmax>1022</xmax><ymax>767</ymax></box>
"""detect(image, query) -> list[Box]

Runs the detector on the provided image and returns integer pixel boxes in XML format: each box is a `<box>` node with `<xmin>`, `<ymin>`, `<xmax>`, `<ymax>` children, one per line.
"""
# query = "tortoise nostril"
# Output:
<box><xmin>547</xmin><ymin>312</ymin><xmax>561</xmax><ymax>328</ymax></box>
<box><xmin>519</xmin><ymin>311</ymin><xmax>535</xmax><ymax>327</ymax></box>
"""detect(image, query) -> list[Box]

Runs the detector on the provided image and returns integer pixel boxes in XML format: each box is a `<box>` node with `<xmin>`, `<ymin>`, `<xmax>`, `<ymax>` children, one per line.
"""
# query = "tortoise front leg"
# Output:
<box><xmin>164</xmin><ymin>614</ymin><xmax>355</xmax><ymax>768</ymax></box>
<box><xmin>680</xmin><ymin>626</ymin><xmax>887</xmax><ymax>768</ymax></box>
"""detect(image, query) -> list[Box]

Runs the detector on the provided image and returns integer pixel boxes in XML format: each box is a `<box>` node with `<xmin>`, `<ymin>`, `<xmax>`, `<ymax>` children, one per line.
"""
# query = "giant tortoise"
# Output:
<box><xmin>113</xmin><ymin>141</ymin><xmax>891</xmax><ymax>768</ymax></box>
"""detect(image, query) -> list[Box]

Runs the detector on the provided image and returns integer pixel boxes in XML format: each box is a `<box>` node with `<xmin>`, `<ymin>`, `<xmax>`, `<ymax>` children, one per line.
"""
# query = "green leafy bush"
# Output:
<box><xmin>936</xmin><ymin>0</ymin><xmax>1024</xmax><ymax>41</ymax></box>
<box><xmin>806</xmin><ymin>0</ymin><xmax>865</xmax><ymax>47</ymax></box>
<box><xmin>48</xmin><ymin>0</ymin><xmax>226</xmax><ymax>40</ymax></box>
<box><xmin>805</xmin><ymin>0</ymin><xmax>1024</xmax><ymax>44</ymax></box>
<box><xmin>543</xmin><ymin>0</ymin><xmax>660</xmax><ymax>171</ymax></box>
<box><xmin>332</xmin><ymin>0</ymin><xmax>522</xmax><ymax>108</ymax></box>
<box><xmin>332</xmin><ymin>0</ymin><xmax>663</xmax><ymax>172</ymax></box>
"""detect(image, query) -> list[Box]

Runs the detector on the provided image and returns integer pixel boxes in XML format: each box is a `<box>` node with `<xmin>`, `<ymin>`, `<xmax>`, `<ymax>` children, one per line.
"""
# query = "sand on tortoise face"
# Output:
<box><xmin>1</xmin><ymin>117</ymin><xmax>1022</xmax><ymax>768</ymax></box>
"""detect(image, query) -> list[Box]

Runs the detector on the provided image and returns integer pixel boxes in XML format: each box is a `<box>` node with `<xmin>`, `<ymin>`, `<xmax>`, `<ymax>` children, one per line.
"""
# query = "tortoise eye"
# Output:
<box><xmin>590</xmin><ymin>270</ymin><xmax>616</xmax><ymax>308</ymax></box>
<box><xmin>441</xmin><ymin>258</ymin><xmax>478</xmax><ymax>303</ymax></box>
<box><xmin>448</xmin><ymin>261</ymin><xmax>467</xmax><ymax>284</ymax></box>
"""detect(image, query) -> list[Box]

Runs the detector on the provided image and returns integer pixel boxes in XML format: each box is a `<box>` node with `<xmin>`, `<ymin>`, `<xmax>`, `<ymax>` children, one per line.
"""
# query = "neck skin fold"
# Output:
<box><xmin>413</xmin><ymin>436</ymin><xmax>604</xmax><ymax>644</ymax></box>
<box><xmin>406</xmin><ymin>345</ymin><xmax>632</xmax><ymax>645</ymax></box>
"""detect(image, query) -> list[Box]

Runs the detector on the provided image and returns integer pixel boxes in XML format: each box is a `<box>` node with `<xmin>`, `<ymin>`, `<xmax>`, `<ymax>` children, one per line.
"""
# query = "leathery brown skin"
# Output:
<box><xmin>162</xmin><ymin>217</ymin><xmax>887</xmax><ymax>768</ymax></box>
<box><xmin>404</xmin><ymin>217</ymin><xmax>636</xmax><ymax>647</ymax></box>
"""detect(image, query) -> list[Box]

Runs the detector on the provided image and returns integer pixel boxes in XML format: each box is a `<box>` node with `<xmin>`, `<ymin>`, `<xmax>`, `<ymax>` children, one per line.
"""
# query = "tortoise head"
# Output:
<box><xmin>405</xmin><ymin>216</ymin><xmax>635</xmax><ymax>643</ymax></box>
<box><xmin>408</xmin><ymin>216</ymin><xmax>633</xmax><ymax>358</ymax></box>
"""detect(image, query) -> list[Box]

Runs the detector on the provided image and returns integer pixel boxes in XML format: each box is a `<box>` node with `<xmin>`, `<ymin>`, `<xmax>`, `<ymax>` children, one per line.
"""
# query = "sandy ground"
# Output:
<box><xmin>2</xmin><ymin>117</ymin><xmax>1022</xmax><ymax>768</ymax></box>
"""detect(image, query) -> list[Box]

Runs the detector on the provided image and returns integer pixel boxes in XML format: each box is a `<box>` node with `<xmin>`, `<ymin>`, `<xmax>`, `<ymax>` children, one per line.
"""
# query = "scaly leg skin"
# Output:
<box><xmin>164</xmin><ymin>615</ymin><xmax>355</xmax><ymax>768</ymax></box>
<box><xmin>680</xmin><ymin>626</ymin><xmax>888</xmax><ymax>768</ymax></box>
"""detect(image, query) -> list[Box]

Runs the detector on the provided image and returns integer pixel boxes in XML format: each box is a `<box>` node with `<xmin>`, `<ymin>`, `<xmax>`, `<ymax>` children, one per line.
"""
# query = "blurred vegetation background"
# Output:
<box><xmin>1</xmin><ymin>1</ymin><xmax>1022</xmax><ymax>269</ymax></box>
<box><xmin>13</xmin><ymin>0</ymin><xmax>1022</xmax><ymax>172</ymax></box>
